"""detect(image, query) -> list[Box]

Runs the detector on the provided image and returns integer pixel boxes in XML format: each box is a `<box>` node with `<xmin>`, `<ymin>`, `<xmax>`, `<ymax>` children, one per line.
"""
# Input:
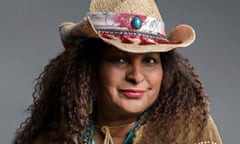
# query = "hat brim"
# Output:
<box><xmin>59</xmin><ymin>17</ymin><xmax>196</xmax><ymax>53</ymax></box>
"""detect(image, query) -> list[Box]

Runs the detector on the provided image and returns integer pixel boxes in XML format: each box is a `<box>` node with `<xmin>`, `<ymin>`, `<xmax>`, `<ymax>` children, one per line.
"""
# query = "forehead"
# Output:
<box><xmin>103</xmin><ymin>45</ymin><xmax>160</xmax><ymax>57</ymax></box>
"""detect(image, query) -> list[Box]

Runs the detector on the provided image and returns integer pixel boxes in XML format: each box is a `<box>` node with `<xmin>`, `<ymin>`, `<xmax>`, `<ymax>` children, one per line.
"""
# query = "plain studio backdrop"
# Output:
<box><xmin>0</xmin><ymin>0</ymin><xmax>239</xmax><ymax>143</ymax></box>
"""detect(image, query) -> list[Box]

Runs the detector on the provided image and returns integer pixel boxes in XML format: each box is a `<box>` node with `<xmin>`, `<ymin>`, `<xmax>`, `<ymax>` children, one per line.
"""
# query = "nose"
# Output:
<box><xmin>125</xmin><ymin>64</ymin><xmax>144</xmax><ymax>84</ymax></box>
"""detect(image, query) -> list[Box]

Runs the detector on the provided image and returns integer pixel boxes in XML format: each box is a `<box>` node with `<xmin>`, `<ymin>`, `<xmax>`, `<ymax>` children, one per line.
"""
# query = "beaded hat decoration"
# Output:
<box><xmin>59</xmin><ymin>0</ymin><xmax>196</xmax><ymax>53</ymax></box>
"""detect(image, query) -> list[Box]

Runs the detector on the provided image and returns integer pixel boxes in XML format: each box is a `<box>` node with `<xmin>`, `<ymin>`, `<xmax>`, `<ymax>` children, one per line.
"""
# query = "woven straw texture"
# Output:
<box><xmin>59</xmin><ymin>0</ymin><xmax>196</xmax><ymax>52</ymax></box>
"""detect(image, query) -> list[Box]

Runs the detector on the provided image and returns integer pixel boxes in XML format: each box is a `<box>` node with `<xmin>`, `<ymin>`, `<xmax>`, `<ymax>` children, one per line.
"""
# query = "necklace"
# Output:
<box><xmin>82</xmin><ymin>109</ymin><xmax>148</xmax><ymax>144</ymax></box>
<box><xmin>90</xmin><ymin>120</ymin><xmax>138</xmax><ymax>144</ymax></box>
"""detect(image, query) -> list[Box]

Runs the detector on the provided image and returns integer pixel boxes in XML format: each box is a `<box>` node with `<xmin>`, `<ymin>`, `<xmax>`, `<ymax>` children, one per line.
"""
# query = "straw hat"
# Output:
<box><xmin>59</xmin><ymin>0</ymin><xmax>196</xmax><ymax>53</ymax></box>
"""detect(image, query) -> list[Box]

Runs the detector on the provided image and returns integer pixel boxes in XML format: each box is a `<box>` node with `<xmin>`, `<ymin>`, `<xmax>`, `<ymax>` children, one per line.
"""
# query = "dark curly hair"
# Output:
<box><xmin>13</xmin><ymin>39</ymin><xmax>209</xmax><ymax>144</ymax></box>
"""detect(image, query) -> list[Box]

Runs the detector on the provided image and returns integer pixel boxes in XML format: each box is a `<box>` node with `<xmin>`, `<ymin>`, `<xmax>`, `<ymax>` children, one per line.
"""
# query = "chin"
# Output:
<box><xmin>122</xmin><ymin>106</ymin><xmax>146</xmax><ymax>115</ymax></box>
<box><xmin>118</xmin><ymin>100</ymin><xmax>150</xmax><ymax>115</ymax></box>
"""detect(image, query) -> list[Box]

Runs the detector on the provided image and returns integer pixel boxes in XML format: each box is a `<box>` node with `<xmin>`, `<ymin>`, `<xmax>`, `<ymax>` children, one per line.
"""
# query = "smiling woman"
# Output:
<box><xmin>13</xmin><ymin>0</ymin><xmax>222</xmax><ymax>144</ymax></box>
<box><xmin>97</xmin><ymin>46</ymin><xmax>163</xmax><ymax>116</ymax></box>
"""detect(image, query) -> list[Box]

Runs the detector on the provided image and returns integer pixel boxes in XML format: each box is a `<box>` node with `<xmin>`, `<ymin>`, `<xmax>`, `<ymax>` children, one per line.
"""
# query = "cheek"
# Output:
<box><xmin>99</xmin><ymin>65</ymin><xmax>122</xmax><ymax>86</ymax></box>
<box><xmin>98</xmin><ymin>64</ymin><xmax>124</xmax><ymax>96</ymax></box>
<box><xmin>148</xmin><ymin>69</ymin><xmax>163</xmax><ymax>94</ymax></box>
<box><xmin>153</xmin><ymin>71</ymin><xmax>163</xmax><ymax>86</ymax></box>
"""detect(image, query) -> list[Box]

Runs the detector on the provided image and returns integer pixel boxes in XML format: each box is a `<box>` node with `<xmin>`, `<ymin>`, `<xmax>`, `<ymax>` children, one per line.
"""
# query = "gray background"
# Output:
<box><xmin>0</xmin><ymin>0</ymin><xmax>239</xmax><ymax>143</ymax></box>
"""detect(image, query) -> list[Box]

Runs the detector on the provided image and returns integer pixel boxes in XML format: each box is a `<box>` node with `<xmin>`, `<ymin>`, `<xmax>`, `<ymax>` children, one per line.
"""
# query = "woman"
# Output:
<box><xmin>14</xmin><ymin>0</ymin><xmax>222</xmax><ymax>143</ymax></box>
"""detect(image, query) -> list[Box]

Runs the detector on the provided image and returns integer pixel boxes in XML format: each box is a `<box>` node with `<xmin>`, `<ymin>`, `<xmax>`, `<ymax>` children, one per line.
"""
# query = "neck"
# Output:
<box><xmin>95</xmin><ymin>103</ymin><xmax>138</xmax><ymax>126</ymax></box>
<box><xmin>95</xmin><ymin>117</ymin><xmax>137</xmax><ymax>127</ymax></box>
<box><xmin>93</xmin><ymin>103</ymin><xmax>140</xmax><ymax>143</ymax></box>
<box><xmin>94</xmin><ymin>121</ymin><xmax>136</xmax><ymax>144</ymax></box>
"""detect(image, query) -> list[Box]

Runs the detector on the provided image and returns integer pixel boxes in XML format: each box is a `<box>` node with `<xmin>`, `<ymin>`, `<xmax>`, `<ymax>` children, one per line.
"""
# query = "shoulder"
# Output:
<box><xmin>33</xmin><ymin>127</ymin><xmax>68</xmax><ymax>144</ymax></box>
<box><xmin>133</xmin><ymin>114</ymin><xmax>222</xmax><ymax>144</ymax></box>
<box><xmin>33</xmin><ymin>132</ymin><xmax>52</xmax><ymax>144</ymax></box>
<box><xmin>176</xmin><ymin>114</ymin><xmax>222</xmax><ymax>144</ymax></box>
<box><xmin>33</xmin><ymin>129</ymin><xmax>80</xmax><ymax>144</ymax></box>
<box><xmin>191</xmin><ymin>115</ymin><xmax>222</xmax><ymax>144</ymax></box>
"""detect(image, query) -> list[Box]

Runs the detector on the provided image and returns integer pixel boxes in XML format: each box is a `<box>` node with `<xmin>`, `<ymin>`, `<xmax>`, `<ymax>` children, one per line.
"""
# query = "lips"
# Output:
<box><xmin>120</xmin><ymin>89</ymin><xmax>145</xmax><ymax>98</ymax></box>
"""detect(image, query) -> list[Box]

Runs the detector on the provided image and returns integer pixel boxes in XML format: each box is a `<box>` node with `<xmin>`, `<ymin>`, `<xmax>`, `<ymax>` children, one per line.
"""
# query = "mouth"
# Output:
<box><xmin>119</xmin><ymin>89</ymin><xmax>146</xmax><ymax>99</ymax></box>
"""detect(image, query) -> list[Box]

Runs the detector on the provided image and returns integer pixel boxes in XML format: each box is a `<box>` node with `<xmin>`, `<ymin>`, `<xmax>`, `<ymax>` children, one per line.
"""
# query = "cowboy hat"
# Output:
<box><xmin>59</xmin><ymin>0</ymin><xmax>196</xmax><ymax>53</ymax></box>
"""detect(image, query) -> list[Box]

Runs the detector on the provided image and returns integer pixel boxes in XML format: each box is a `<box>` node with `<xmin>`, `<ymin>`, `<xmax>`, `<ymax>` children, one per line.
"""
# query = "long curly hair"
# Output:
<box><xmin>141</xmin><ymin>50</ymin><xmax>210</xmax><ymax>143</ymax></box>
<box><xmin>13</xmin><ymin>39</ymin><xmax>209</xmax><ymax>144</ymax></box>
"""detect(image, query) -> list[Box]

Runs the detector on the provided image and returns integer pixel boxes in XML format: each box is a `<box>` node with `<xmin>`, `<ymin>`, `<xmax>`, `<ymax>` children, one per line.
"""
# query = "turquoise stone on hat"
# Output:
<box><xmin>131</xmin><ymin>16</ymin><xmax>142</xmax><ymax>29</ymax></box>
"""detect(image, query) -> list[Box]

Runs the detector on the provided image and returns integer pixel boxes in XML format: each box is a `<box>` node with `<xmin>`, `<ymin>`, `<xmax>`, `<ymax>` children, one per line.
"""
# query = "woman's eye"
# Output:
<box><xmin>143</xmin><ymin>57</ymin><xmax>157</xmax><ymax>64</ymax></box>
<box><xmin>108</xmin><ymin>57</ymin><xmax>127</xmax><ymax>64</ymax></box>
<box><xmin>118</xmin><ymin>58</ymin><xmax>125</xmax><ymax>63</ymax></box>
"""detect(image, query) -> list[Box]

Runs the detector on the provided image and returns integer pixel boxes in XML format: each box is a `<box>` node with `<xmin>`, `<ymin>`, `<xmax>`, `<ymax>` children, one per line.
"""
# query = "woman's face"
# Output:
<box><xmin>97</xmin><ymin>46</ymin><xmax>163</xmax><ymax>116</ymax></box>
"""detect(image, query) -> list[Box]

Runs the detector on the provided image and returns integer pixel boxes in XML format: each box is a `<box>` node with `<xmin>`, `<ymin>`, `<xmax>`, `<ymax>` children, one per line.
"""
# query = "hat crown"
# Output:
<box><xmin>89</xmin><ymin>0</ymin><xmax>163</xmax><ymax>20</ymax></box>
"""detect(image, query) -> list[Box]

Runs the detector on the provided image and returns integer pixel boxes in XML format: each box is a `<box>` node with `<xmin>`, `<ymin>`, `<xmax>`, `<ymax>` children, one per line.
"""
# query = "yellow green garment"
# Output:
<box><xmin>34</xmin><ymin>115</ymin><xmax>222</xmax><ymax>144</ymax></box>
